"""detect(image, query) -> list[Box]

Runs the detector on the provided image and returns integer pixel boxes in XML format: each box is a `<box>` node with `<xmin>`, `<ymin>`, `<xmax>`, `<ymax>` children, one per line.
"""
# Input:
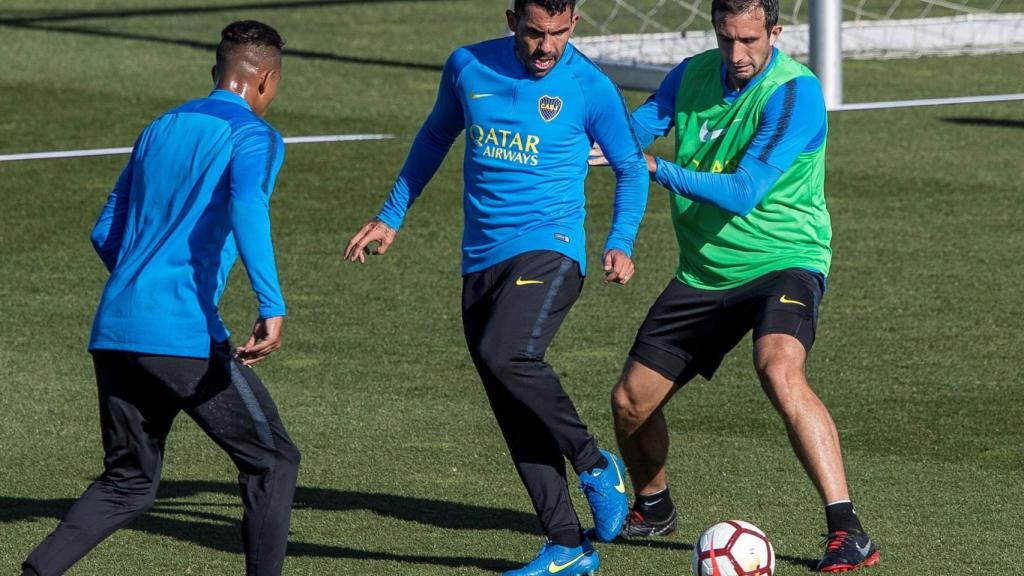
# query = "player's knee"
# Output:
<box><xmin>610</xmin><ymin>384</ymin><xmax>633</xmax><ymax>420</ymax></box>
<box><xmin>278</xmin><ymin>439</ymin><xmax>301</xmax><ymax>473</ymax></box>
<box><xmin>243</xmin><ymin>438</ymin><xmax>301</xmax><ymax>480</ymax></box>
<box><xmin>265</xmin><ymin>436</ymin><xmax>301</xmax><ymax>479</ymax></box>
<box><xmin>756</xmin><ymin>362</ymin><xmax>785</xmax><ymax>390</ymax></box>
<box><xmin>475</xmin><ymin>338</ymin><xmax>525</xmax><ymax>380</ymax></box>
<box><xmin>107</xmin><ymin>477</ymin><xmax>159</xmax><ymax>514</ymax></box>
<box><xmin>133</xmin><ymin>493</ymin><xmax>158</xmax><ymax>515</ymax></box>
<box><xmin>757</xmin><ymin>360</ymin><xmax>812</xmax><ymax>413</ymax></box>
<box><xmin>611</xmin><ymin>379</ymin><xmax>652</xmax><ymax>426</ymax></box>
<box><xmin>754</xmin><ymin>337</ymin><xmax>806</xmax><ymax>383</ymax></box>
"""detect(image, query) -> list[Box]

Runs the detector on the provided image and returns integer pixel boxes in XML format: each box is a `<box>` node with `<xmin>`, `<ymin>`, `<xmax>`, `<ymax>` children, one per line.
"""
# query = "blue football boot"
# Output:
<box><xmin>578</xmin><ymin>449</ymin><xmax>629</xmax><ymax>542</ymax></box>
<box><xmin>503</xmin><ymin>539</ymin><xmax>599</xmax><ymax>576</ymax></box>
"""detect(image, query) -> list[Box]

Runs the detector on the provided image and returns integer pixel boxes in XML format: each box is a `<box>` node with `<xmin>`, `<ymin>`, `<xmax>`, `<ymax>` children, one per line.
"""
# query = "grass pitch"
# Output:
<box><xmin>1</xmin><ymin>1</ymin><xmax>1023</xmax><ymax>574</ymax></box>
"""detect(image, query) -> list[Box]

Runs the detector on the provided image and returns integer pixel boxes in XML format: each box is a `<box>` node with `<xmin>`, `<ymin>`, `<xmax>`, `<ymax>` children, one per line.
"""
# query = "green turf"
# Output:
<box><xmin>2</xmin><ymin>1</ymin><xmax>1023</xmax><ymax>574</ymax></box>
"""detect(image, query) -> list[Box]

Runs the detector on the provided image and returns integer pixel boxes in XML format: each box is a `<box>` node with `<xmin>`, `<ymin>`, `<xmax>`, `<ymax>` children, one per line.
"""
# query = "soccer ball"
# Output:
<box><xmin>692</xmin><ymin>520</ymin><xmax>775</xmax><ymax>576</ymax></box>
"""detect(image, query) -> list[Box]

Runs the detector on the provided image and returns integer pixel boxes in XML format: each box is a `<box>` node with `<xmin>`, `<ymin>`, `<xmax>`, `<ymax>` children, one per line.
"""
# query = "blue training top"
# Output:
<box><xmin>631</xmin><ymin>48</ymin><xmax>827</xmax><ymax>216</ymax></box>
<box><xmin>89</xmin><ymin>89</ymin><xmax>286</xmax><ymax>358</ymax></box>
<box><xmin>377</xmin><ymin>37</ymin><xmax>649</xmax><ymax>275</ymax></box>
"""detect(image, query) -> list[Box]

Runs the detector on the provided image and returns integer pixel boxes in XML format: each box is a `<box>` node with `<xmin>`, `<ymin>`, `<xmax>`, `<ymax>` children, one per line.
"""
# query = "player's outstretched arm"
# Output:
<box><xmin>650</xmin><ymin>77</ymin><xmax>825</xmax><ymax>216</ymax></box>
<box><xmin>236</xmin><ymin>315</ymin><xmax>283</xmax><ymax>366</ymax></box>
<box><xmin>344</xmin><ymin>218</ymin><xmax>397</xmax><ymax>263</ymax></box>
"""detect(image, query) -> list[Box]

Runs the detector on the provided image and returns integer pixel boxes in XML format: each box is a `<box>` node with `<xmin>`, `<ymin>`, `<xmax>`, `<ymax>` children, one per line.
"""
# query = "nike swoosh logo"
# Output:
<box><xmin>698</xmin><ymin>118</ymin><xmax>742</xmax><ymax>143</ymax></box>
<box><xmin>855</xmin><ymin>540</ymin><xmax>873</xmax><ymax>557</ymax></box>
<box><xmin>779</xmin><ymin>295</ymin><xmax>807</xmax><ymax>307</ymax></box>
<box><xmin>699</xmin><ymin>120</ymin><xmax>724</xmax><ymax>143</ymax></box>
<box><xmin>610</xmin><ymin>455</ymin><xmax>626</xmax><ymax>493</ymax></box>
<box><xmin>469</xmin><ymin>91</ymin><xmax>494</xmax><ymax>100</ymax></box>
<box><xmin>547</xmin><ymin>552</ymin><xmax>586</xmax><ymax>573</ymax></box>
<box><xmin>516</xmin><ymin>277</ymin><xmax>544</xmax><ymax>286</ymax></box>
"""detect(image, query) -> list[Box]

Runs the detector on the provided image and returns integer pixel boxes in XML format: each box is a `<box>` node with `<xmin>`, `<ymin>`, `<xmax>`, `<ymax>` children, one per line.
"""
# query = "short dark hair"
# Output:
<box><xmin>711</xmin><ymin>0</ymin><xmax>779</xmax><ymax>33</ymax></box>
<box><xmin>514</xmin><ymin>0</ymin><xmax>577</xmax><ymax>16</ymax></box>
<box><xmin>216</xmin><ymin>20</ymin><xmax>285</xmax><ymax>69</ymax></box>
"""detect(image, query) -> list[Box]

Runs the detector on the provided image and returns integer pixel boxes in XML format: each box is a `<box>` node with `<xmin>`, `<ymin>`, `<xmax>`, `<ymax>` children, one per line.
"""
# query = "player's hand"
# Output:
<box><xmin>588</xmin><ymin>142</ymin><xmax>609</xmax><ymax>166</ymax></box>
<box><xmin>603</xmin><ymin>249</ymin><xmax>635</xmax><ymax>285</ymax></box>
<box><xmin>644</xmin><ymin>152</ymin><xmax>658</xmax><ymax>175</ymax></box>
<box><xmin>235</xmin><ymin>316</ymin><xmax>283</xmax><ymax>366</ymax></box>
<box><xmin>344</xmin><ymin>218</ymin><xmax>396</xmax><ymax>263</ymax></box>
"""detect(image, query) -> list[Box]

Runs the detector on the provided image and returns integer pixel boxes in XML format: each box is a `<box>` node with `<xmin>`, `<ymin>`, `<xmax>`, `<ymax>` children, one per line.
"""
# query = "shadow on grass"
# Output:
<box><xmin>165</xmin><ymin>479</ymin><xmax>538</xmax><ymax>533</ymax></box>
<box><xmin>942</xmin><ymin>117</ymin><xmax>1024</xmax><ymax>130</ymax></box>
<box><xmin>1</xmin><ymin>479</ymin><xmax>533</xmax><ymax>572</ymax></box>
<box><xmin>0</xmin><ymin>0</ymin><xmax>447</xmax><ymax>73</ymax></box>
<box><xmin>1</xmin><ymin>480</ymin><xmax>822</xmax><ymax>570</ymax></box>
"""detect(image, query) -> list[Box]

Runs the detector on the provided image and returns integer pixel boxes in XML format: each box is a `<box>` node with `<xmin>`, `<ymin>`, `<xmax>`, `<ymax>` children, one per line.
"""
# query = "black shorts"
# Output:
<box><xmin>629</xmin><ymin>268</ymin><xmax>825</xmax><ymax>386</ymax></box>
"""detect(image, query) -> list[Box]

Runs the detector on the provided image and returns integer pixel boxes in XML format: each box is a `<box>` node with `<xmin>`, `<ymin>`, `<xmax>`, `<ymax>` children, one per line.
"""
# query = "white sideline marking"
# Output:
<box><xmin>834</xmin><ymin>93</ymin><xmax>1024</xmax><ymax>111</ymax></box>
<box><xmin>0</xmin><ymin>133</ymin><xmax>394</xmax><ymax>163</ymax></box>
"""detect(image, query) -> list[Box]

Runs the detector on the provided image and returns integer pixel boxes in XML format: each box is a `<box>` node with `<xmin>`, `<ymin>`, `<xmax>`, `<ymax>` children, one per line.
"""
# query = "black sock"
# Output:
<box><xmin>549</xmin><ymin>527</ymin><xmax>584</xmax><ymax>548</ymax></box>
<box><xmin>825</xmin><ymin>500</ymin><xmax>864</xmax><ymax>534</ymax></box>
<box><xmin>635</xmin><ymin>487</ymin><xmax>674</xmax><ymax>522</ymax></box>
<box><xmin>584</xmin><ymin>453</ymin><xmax>609</xmax><ymax>475</ymax></box>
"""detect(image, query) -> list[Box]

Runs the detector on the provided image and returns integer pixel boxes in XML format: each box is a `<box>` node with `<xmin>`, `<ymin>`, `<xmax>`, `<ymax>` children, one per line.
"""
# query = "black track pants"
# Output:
<box><xmin>23</xmin><ymin>342</ymin><xmax>300</xmax><ymax>576</ymax></box>
<box><xmin>462</xmin><ymin>251</ymin><xmax>602</xmax><ymax>544</ymax></box>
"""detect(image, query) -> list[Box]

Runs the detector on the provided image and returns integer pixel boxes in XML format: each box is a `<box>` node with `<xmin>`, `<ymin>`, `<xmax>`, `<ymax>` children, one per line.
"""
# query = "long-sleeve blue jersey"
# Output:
<box><xmin>89</xmin><ymin>89</ymin><xmax>286</xmax><ymax>358</ymax></box>
<box><xmin>631</xmin><ymin>49</ymin><xmax>826</xmax><ymax>216</ymax></box>
<box><xmin>377</xmin><ymin>37</ymin><xmax>648</xmax><ymax>275</ymax></box>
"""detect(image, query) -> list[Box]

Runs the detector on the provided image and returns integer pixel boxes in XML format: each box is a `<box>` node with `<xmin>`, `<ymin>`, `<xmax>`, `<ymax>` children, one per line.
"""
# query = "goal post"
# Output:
<box><xmin>810</xmin><ymin>0</ymin><xmax>843</xmax><ymax>109</ymax></box>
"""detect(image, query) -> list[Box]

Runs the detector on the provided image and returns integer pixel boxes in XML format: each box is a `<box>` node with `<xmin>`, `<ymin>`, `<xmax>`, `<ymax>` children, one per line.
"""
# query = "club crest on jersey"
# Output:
<box><xmin>538</xmin><ymin>95</ymin><xmax>563</xmax><ymax>122</ymax></box>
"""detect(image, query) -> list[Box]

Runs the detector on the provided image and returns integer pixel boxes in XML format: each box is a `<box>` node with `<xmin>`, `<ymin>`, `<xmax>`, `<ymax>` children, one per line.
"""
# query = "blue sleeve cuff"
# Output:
<box><xmin>376</xmin><ymin>212</ymin><xmax>402</xmax><ymax>231</ymax></box>
<box><xmin>375</xmin><ymin>179</ymin><xmax>412</xmax><ymax>233</ymax></box>
<box><xmin>603</xmin><ymin>238</ymin><xmax>633</xmax><ymax>258</ymax></box>
<box><xmin>259</xmin><ymin>305</ymin><xmax>287</xmax><ymax>319</ymax></box>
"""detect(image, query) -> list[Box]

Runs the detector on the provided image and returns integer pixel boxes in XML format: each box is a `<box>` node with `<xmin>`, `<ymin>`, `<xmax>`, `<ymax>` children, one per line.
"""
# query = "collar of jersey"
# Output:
<box><xmin>207</xmin><ymin>88</ymin><xmax>253</xmax><ymax>111</ymax></box>
<box><xmin>719</xmin><ymin>46</ymin><xmax>778</xmax><ymax>103</ymax></box>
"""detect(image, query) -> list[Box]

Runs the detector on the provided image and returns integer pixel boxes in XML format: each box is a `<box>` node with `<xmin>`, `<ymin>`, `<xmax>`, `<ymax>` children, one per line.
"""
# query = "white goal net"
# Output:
<box><xmin>574</xmin><ymin>1</ymin><xmax>1024</xmax><ymax>93</ymax></box>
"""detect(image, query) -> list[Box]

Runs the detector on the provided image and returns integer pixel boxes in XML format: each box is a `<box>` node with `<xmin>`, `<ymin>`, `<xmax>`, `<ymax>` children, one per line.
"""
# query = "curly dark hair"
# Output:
<box><xmin>221</xmin><ymin>20</ymin><xmax>284</xmax><ymax>50</ymax></box>
<box><xmin>711</xmin><ymin>0</ymin><xmax>779</xmax><ymax>33</ymax></box>
<box><xmin>514</xmin><ymin>0</ymin><xmax>577</xmax><ymax>16</ymax></box>
<box><xmin>216</xmin><ymin>20</ymin><xmax>284</xmax><ymax>69</ymax></box>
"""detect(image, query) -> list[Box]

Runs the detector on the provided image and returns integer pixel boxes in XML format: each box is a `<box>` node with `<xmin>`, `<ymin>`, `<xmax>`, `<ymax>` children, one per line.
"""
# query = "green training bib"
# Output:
<box><xmin>671</xmin><ymin>49</ymin><xmax>832</xmax><ymax>289</ymax></box>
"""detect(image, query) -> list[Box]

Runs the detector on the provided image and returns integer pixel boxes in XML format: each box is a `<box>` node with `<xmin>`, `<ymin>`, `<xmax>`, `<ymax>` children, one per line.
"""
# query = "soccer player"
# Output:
<box><xmin>600</xmin><ymin>0</ymin><xmax>881</xmax><ymax>571</ymax></box>
<box><xmin>343</xmin><ymin>1</ymin><xmax>646</xmax><ymax>573</ymax></box>
<box><xmin>21</xmin><ymin>21</ymin><xmax>299</xmax><ymax>576</ymax></box>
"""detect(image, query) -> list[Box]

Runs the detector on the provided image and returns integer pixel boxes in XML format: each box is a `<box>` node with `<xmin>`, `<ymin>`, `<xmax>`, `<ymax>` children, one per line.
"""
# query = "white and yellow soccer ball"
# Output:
<box><xmin>692</xmin><ymin>520</ymin><xmax>775</xmax><ymax>576</ymax></box>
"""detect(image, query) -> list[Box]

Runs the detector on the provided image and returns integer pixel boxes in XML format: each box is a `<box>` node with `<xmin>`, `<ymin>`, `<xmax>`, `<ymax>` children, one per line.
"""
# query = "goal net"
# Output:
<box><xmin>574</xmin><ymin>0</ymin><xmax>1024</xmax><ymax>92</ymax></box>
